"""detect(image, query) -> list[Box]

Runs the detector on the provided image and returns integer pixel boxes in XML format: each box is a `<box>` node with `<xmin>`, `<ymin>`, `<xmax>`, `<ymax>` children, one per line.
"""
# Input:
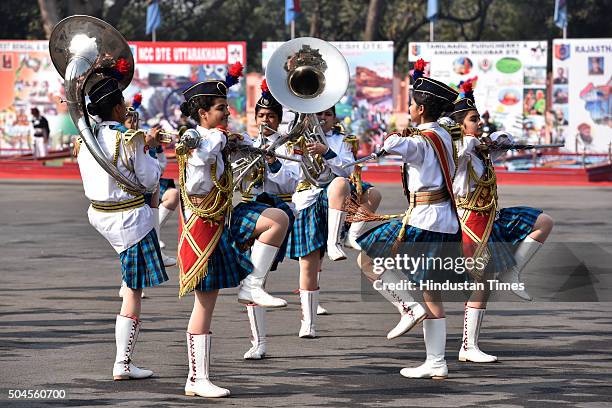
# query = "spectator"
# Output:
<box><xmin>31</xmin><ymin>107</ymin><xmax>49</xmax><ymax>158</ymax></box>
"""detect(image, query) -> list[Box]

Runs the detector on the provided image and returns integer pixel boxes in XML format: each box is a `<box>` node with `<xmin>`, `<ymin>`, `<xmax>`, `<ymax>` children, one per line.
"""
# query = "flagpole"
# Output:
<box><xmin>152</xmin><ymin>29</ymin><xmax>156</xmax><ymax>42</ymax></box>
<box><xmin>430</xmin><ymin>21</ymin><xmax>434</xmax><ymax>42</ymax></box>
<box><xmin>563</xmin><ymin>25</ymin><xmax>567</xmax><ymax>39</ymax></box>
<box><xmin>291</xmin><ymin>20</ymin><xmax>295</xmax><ymax>40</ymax></box>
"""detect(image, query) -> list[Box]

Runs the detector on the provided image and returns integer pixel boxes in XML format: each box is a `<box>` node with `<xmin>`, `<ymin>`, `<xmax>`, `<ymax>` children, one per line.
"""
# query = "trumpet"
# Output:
<box><xmin>158</xmin><ymin>127</ymin><xmax>189</xmax><ymax>144</ymax></box>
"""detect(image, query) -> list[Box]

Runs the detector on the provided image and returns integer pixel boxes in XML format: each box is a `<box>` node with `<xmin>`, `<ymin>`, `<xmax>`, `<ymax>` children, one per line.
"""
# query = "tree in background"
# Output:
<box><xmin>1</xmin><ymin>0</ymin><xmax>610</xmax><ymax>74</ymax></box>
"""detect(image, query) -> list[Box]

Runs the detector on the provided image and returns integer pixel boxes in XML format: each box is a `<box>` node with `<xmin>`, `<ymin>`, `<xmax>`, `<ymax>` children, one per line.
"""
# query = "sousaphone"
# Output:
<box><xmin>49</xmin><ymin>15</ymin><xmax>145</xmax><ymax>193</ymax></box>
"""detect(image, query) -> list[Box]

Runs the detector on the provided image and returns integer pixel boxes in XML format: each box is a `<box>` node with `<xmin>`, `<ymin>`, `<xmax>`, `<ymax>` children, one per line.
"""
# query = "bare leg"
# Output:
<box><xmin>327</xmin><ymin>177</ymin><xmax>350</xmax><ymax>209</ymax></box>
<box><xmin>299</xmin><ymin>251</ymin><xmax>321</xmax><ymax>291</ymax></box>
<box><xmin>528</xmin><ymin>213</ymin><xmax>554</xmax><ymax>243</ymax></box>
<box><xmin>120</xmin><ymin>288</ymin><xmax>142</xmax><ymax>319</ymax></box>
<box><xmin>188</xmin><ymin>290</ymin><xmax>218</xmax><ymax>335</ymax></box>
<box><xmin>422</xmin><ymin>290</ymin><xmax>445</xmax><ymax>318</ymax></box>
<box><xmin>252</xmin><ymin>208</ymin><xmax>289</xmax><ymax>247</ymax></box>
<box><xmin>160</xmin><ymin>187</ymin><xmax>179</xmax><ymax>211</ymax></box>
<box><xmin>359</xmin><ymin>187</ymin><xmax>381</xmax><ymax>212</ymax></box>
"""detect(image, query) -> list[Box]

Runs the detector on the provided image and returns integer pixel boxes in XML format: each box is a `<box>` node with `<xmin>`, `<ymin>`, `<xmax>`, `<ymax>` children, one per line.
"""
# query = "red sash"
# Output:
<box><xmin>459</xmin><ymin>181</ymin><xmax>496</xmax><ymax>281</ymax></box>
<box><xmin>420</xmin><ymin>130</ymin><xmax>457</xmax><ymax>213</ymax></box>
<box><xmin>177</xmin><ymin>193</ymin><xmax>224</xmax><ymax>297</ymax></box>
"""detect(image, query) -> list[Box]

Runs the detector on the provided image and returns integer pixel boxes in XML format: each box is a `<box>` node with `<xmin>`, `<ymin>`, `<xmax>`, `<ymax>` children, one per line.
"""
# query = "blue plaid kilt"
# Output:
<box><xmin>287</xmin><ymin>189</ymin><xmax>329</xmax><ymax>259</ymax></box>
<box><xmin>143</xmin><ymin>178</ymin><xmax>176</xmax><ymax>206</ymax></box>
<box><xmin>195</xmin><ymin>226</ymin><xmax>253</xmax><ymax>292</ymax></box>
<box><xmin>119</xmin><ymin>229</ymin><xmax>169</xmax><ymax>289</ymax></box>
<box><xmin>481</xmin><ymin>206</ymin><xmax>542</xmax><ymax>275</ymax></box>
<box><xmin>159</xmin><ymin>178</ymin><xmax>176</xmax><ymax>202</ymax></box>
<box><xmin>349</xmin><ymin>180</ymin><xmax>373</xmax><ymax>197</ymax></box>
<box><xmin>230</xmin><ymin>193</ymin><xmax>295</xmax><ymax>270</ymax></box>
<box><xmin>357</xmin><ymin>220</ymin><xmax>468</xmax><ymax>284</ymax></box>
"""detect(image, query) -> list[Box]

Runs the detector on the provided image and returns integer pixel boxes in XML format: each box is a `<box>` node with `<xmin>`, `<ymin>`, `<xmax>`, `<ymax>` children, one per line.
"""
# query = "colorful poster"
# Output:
<box><xmin>409</xmin><ymin>41</ymin><xmax>548</xmax><ymax>143</ymax></box>
<box><xmin>552</xmin><ymin>39</ymin><xmax>611</xmax><ymax>153</ymax></box>
<box><xmin>0</xmin><ymin>41</ymin><xmax>72</xmax><ymax>155</ymax></box>
<box><xmin>262</xmin><ymin>41</ymin><xmax>394</xmax><ymax>154</ymax></box>
<box><xmin>126</xmin><ymin>41</ymin><xmax>247</xmax><ymax>132</ymax></box>
<box><xmin>0</xmin><ymin>41</ymin><xmax>247</xmax><ymax>155</ymax></box>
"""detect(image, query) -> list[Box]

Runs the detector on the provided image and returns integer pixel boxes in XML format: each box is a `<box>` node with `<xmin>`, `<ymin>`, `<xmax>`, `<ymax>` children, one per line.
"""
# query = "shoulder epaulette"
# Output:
<box><xmin>343</xmin><ymin>134</ymin><xmax>358</xmax><ymax>143</ymax></box>
<box><xmin>332</xmin><ymin>123</ymin><xmax>345</xmax><ymax>135</ymax></box>
<box><xmin>439</xmin><ymin>123</ymin><xmax>464</xmax><ymax>142</ymax></box>
<box><xmin>401</xmin><ymin>127</ymin><xmax>423</xmax><ymax>137</ymax></box>
<box><xmin>122</xmin><ymin>129</ymin><xmax>147</xmax><ymax>145</ymax></box>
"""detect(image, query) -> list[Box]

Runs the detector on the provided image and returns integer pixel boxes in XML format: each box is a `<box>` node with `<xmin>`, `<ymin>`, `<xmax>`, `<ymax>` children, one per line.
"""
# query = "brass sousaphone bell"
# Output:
<box><xmin>49</xmin><ymin>15</ymin><xmax>145</xmax><ymax>193</ymax></box>
<box><xmin>265</xmin><ymin>37</ymin><xmax>350</xmax><ymax>187</ymax></box>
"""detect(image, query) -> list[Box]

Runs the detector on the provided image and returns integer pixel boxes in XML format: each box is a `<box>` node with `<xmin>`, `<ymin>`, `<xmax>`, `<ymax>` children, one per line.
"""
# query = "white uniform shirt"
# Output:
<box><xmin>383</xmin><ymin>122</ymin><xmax>458</xmax><ymax>234</ymax></box>
<box><xmin>292</xmin><ymin>130</ymin><xmax>355</xmax><ymax>211</ymax></box>
<box><xmin>183</xmin><ymin>126</ymin><xmax>227</xmax><ymax>219</ymax></box>
<box><xmin>240</xmin><ymin>132</ymin><xmax>300</xmax><ymax>213</ymax></box>
<box><xmin>453</xmin><ymin>132</ymin><xmax>514</xmax><ymax>199</ymax></box>
<box><xmin>79</xmin><ymin>121</ymin><xmax>161</xmax><ymax>253</ymax></box>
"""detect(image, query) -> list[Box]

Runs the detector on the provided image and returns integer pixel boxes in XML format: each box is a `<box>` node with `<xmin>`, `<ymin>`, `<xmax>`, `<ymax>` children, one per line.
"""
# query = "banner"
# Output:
<box><xmin>0</xmin><ymin>41</ymin><xmax>73</xmax><ymax>154</ymax></box>
<box><xmin>262</xmin><ymin>41</ymin><xmax>394</xmax><ymax>155</ymax></box>
<box><xmin>409</xmin><ymin>41</ymin><xmax>548</xmax><ymax>142</ymax></box>
<box><xmin>0</xmin><ymin>40</ymin><xmax>247</xmax><ymax>155</ymax></box>
<box><xmin>126</xmin><ymin>41</ymin><xmax>247</xmax><ymax>132</ymax></box>
<box><xmin>552</xmin><ymin>38</ymin><xmax>612</xmax><ymax>153</ymax></box>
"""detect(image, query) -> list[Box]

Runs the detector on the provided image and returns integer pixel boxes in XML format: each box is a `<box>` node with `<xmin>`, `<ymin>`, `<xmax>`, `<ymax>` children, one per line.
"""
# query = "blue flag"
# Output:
<box><xmin>427</xmin><ymin>0</ymin><xmax>439</xmax><ymax>21</ymax></box>
<box><xmin>554</xmin><ymin>0</ymin><xmax>567</xmax><ymax>29</ymax></box>
<box><xmin>146</xmin><ymin>0</ymin><xmax>161</xmax><ymax>35</ymax></box>
<box><xmin>285</xmin><ymin>0</ymin><xmax>301</xmax><ymax>25</ymax></box>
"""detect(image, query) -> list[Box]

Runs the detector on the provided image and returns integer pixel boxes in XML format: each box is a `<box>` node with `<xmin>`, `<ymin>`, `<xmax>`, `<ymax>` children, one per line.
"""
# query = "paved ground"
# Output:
<box><xmin>1</xmin><ymin>180</ymin><xmax>611</xmax><ymax>407</ymax></box>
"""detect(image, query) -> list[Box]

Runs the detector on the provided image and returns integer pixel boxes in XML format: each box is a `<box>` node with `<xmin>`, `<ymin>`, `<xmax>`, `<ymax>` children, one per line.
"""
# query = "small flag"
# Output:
<box><xmin>285</xmin><ymin>0</ymin><xmax>301</xmax><ymax>25</ymax></box>
<box><xmin>554</xmin><ymin>0</ymin><xmax>567</xmax><ymax>29</ymax></box>
<box><xmin>146</xmin><ymin>0</ymin><xmax>162</xmax><ymax>35</ymax></box>
<box><xmin>427</xmin><ymin>0</ymin><xmax>439</xmax><ymax>21</ymax></box>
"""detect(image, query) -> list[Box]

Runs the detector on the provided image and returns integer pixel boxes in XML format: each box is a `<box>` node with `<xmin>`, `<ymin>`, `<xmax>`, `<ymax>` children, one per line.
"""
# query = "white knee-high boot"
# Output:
<box><xmin>238</xmin><ymin>240</ymin><xmax>287</xmax><ymax>308</ymax></box>
<box><xmin>316</xmin><ymin>271</ymin><xmax>329</xmax><ymax>315</ymax></box>
<box><xmin>346</xmin><ymin>221</ymin><xmax>365</xmax><ymax>250</ymax></box>
<box><xmin>157</xmin><ymin>204</ymin><xmax>173</xmax><ymax>249</ymax></box>
<box><xmin>327</xmin><ymin>208</ymin><xmax>347</xmax><ymax>261</ymax></box>
<box><xmin>185</xmin><ymin>333</ymin><xmax>230</xmax><ymax>398</ymax></box>
<box><xmin>459</xmin><ymin>305</ymin><xmax>497</xmax><ymax>363</ymax></box>
<box><xmin>152</xmin><ymin>207</ymin><xmax>176</xmax><ymax>267</ymax></box>
<box><xmin>499</xmin><ymin>236</ymin><xmax>542</xmax><ymax>301</ymax></box>
<box><xmin>244</xmin><ymin>304</ymin><xmax>267</xmax><ymax>360</ymax></box>
<box><xmin>400</xmin><ymin>318</ymin><xmax>448</xmax><ymax>379</ymax></box>
<box><xmin>376</xmin><ymin>269</ymin><xmax>426</xmax><ymax>339</ymax></box>
<box><xmin>113</xmin><ymin>315</ymin><xmax>153</xmax><ymax>380</ymax></box>
<box><xmin>299</xmin><ymin>289</ymin><xmax>319</xmax><ymax>338</ymax></box>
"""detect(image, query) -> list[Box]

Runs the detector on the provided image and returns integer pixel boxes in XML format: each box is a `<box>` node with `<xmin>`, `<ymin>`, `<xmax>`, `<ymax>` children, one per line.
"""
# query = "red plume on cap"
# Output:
<box><xmin>260</xmin><ymin>78</ymin><xmax>272</xmax><ymax>99</ymax></box>
<box><xmin>225</xmin><ymin>62</ymin><xmax>244</xmax><ymax>88</ymax></box>
<box><xmin>458</xmin><ymin>76</ymin><xmax>478</xmax><ymax>100</ymax></box>
<box><xmin>412</xmin><ymin>58</ymin><xmax>427</xmax><ymax>81</ymax></box>
<box><xmin>132</xmin><ymin>92</ymin><xmax>142</xmax><ymax>110</ymax></box>
<box><xmin>115</xmin><ymin>58</ymin><xmax>130</xmax><ymax>76</ymax></box>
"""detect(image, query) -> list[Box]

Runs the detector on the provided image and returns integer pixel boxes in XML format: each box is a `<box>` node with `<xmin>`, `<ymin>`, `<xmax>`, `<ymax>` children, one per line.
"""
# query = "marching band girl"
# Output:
<box><xmin>357</xmin><ymin>60</ymin><xmax>465</xmax><ymax>379</ymax></box>
<box><xmin>450</xmin><ymin>78</ymin><xmax>554</xmax><ymax>363</ymax></box>
<box><xmin>313</xmin><ymin>107</ymin><xmax>383</xmax><ymax>315</ymax></box>
<box><xmin>234</xmin><ymin>80</ymin><xmax>299</xmax><ymax>359</ymax></box>
<box><xmin>79</xmin><ymin>77</ymin><xmax>168</xmax><ymax>381</ymax></box>
<box><xmin>176</xmin><ymin>73</ymin><xmax>250</xmax><ymax>398</ymax></box>
<box><xmin>286</xmin><ymin>107</ymin><xmax>354</xmax><ymax>338</ymax></box>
